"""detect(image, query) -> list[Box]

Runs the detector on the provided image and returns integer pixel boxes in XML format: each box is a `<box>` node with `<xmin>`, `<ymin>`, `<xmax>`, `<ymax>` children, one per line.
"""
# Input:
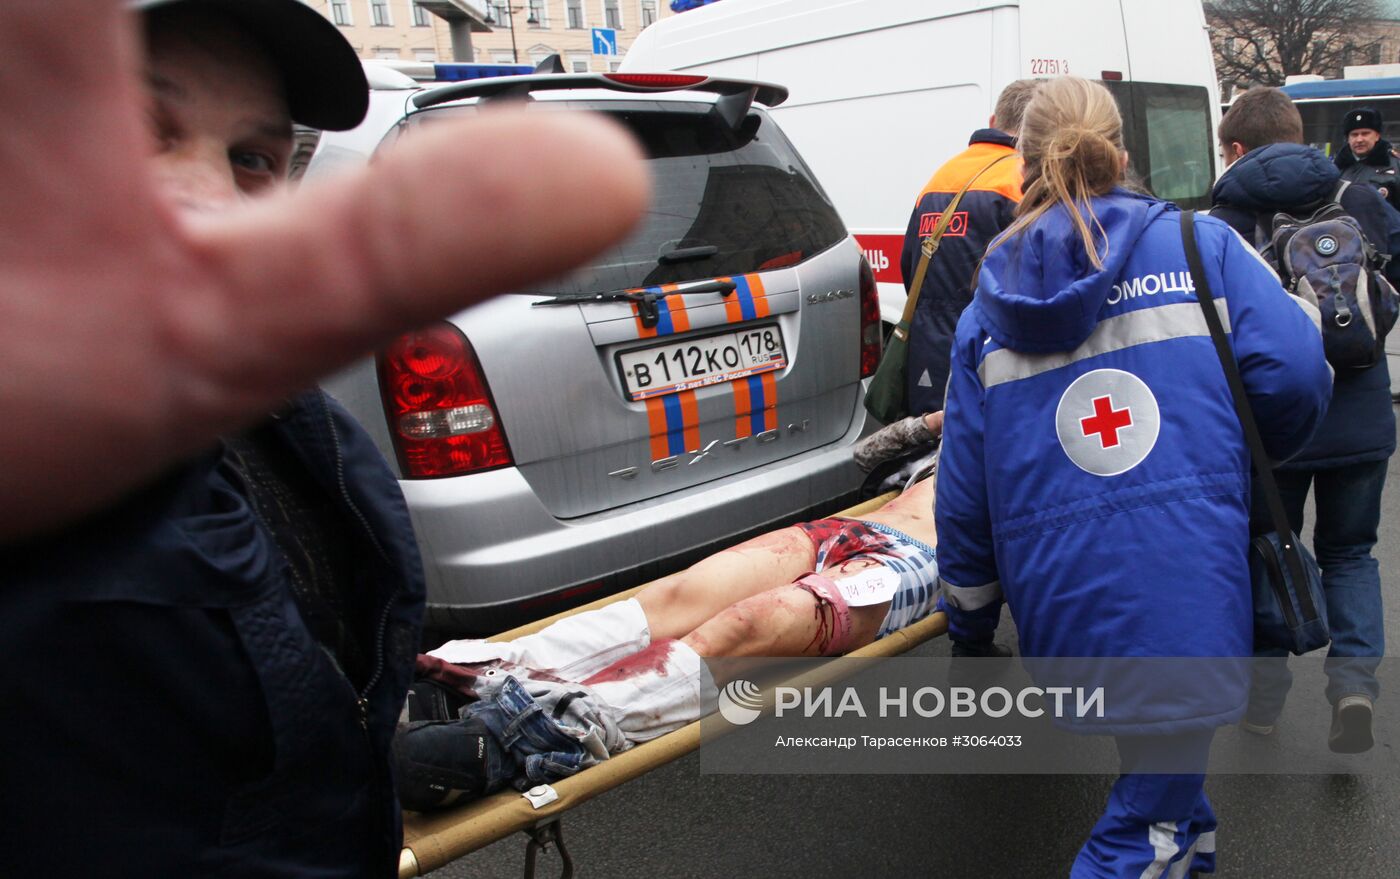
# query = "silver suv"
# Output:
<box><xmin>317</xmin><ymin>72</ymin><xmax>880</xmax><ymax>635</ymax></box>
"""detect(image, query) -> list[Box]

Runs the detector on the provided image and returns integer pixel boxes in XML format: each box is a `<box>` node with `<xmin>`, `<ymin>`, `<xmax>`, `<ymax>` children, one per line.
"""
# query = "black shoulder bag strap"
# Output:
<box><xmin>1179</xmin><ymin>210</ymin><xmax>1318</xmax><ymax>623</ymax></box>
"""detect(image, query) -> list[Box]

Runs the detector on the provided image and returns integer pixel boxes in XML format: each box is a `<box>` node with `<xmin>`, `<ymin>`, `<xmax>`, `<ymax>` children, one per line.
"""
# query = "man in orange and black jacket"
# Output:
<box><xmin>899</xmin><ymin>79</ymin><xmax>1038</xmax><ymax>661</ymax></box>
<box><xmin>899</xmin><ymin>79</ymin><xmax>1039</xmax><ymax>416</ymax></box>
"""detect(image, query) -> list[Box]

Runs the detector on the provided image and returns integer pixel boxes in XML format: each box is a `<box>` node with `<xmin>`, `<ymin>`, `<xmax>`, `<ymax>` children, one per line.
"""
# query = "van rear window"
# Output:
<box><xmin>410</xmin><ymin>100</ymin><xmax>848</xmax><ymax>295</ymax></box>
<box><xmin>1105</xmin><ymin>82</ymin><xmax>1214</xmax><ymax>210</ymax></box>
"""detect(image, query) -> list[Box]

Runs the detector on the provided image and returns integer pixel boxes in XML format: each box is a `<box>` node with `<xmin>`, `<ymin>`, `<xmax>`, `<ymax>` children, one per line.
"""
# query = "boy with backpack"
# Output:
<box><xmin>1212</xmin><ymin>86</ymin><xmax>1400</xmax><ymax>753</ymax></box>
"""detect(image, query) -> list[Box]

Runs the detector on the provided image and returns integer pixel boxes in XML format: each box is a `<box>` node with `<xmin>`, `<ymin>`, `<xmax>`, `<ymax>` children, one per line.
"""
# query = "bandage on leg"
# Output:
<box><xmin>428</xmin><ymin>598</ymin><xmax>651</xmax><ymax>681</ymax></box>
<box><xmin>793</xmin><ymin>573</ymin><xmax>857</xmax><ymax>656</ymax></box>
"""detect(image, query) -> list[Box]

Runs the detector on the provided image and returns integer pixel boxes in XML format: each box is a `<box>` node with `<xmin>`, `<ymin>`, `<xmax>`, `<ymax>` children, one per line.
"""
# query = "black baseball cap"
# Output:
<box><xmin>134</xmin><ymin>0</ymin><xmax>369</xmax><ymax>131</ymax></box>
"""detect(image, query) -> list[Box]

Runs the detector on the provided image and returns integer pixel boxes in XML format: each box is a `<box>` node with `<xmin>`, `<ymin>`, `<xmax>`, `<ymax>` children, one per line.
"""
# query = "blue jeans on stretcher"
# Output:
<box><xmin>465</xmin><ymin>675</ymin><xmax>592</xmax><ymax>791</ymax></box>
<box><xmin>1072</xmin><ymin>730</ymin><xmax>1217</xmax><ymax>878</ymax></box>
<box><xmin>1247</xmin><ymin>460</ymin><xmax>1387</xmax><ymax>724</ymax></box>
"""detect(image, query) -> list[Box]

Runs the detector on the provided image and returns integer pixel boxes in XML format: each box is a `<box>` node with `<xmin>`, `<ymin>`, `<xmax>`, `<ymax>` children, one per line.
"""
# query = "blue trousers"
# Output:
<box><xmin>1247</xmin><ymin>460</ymin><xmax>1387</xmax><ymax>723</ymax></box>
<box><xmin>1071</xmin><ymin>731</ymin><xmax>1217</xmax><ymax>878</ymax></box>
<box><xmin>466</xmin><ymin>675</ymin><xmax>593</xmax><ymax>790</ymax></box>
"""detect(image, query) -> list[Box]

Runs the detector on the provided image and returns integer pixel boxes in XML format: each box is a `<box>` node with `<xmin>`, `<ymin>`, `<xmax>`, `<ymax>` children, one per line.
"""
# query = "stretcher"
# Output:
<box><xmin>397</xmin><ymin>491</ymin><xmax>949</xmax><ymax>878</ymax></box>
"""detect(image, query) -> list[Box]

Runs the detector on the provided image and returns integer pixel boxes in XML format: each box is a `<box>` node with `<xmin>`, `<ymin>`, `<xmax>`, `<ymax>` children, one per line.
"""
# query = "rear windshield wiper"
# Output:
<box><xmin>658</xmin><ymin>244</ymin><xmax>718</xmax><ymax>264</ymax></box>
<box><xmin>532</xmin><ymin>279</ymin><xmax>737</xmax><ymax>328</ymax></box>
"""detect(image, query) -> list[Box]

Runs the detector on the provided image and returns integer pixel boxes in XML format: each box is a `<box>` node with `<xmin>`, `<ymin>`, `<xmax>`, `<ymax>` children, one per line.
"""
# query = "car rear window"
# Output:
<box><xmin>407</xmin><ymin>100</ymin><xmax>849</xmax><ymax>294</ymax></box>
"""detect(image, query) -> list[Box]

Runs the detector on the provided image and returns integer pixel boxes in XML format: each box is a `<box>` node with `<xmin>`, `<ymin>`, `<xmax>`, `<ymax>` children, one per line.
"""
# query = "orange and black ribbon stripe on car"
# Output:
<box><xmin>629</xmin><ymin>273</ymin><xmax>771</xmax><ymax>337</ymax></box>
<box><xmin>646</xmin><ymin>389</ymin><xmax>701</xmax><ymax>460</ymax></box>
<box><xmin>731</xmin><ymin>372</ymin><xmax>778</xmax><ymax>439</ymax></box>
<box><xmin>637</xmin><ymin>274</ymin><xmax>777</xmax><ymax>459</ymax></box>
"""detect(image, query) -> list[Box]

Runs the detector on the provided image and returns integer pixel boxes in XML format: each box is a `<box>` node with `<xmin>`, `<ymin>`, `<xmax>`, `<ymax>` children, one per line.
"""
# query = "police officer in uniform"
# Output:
<box><xmin>1336</xmin><ymin>106</ymin><xmax>1400</xmax><ymax>210</ymax></box>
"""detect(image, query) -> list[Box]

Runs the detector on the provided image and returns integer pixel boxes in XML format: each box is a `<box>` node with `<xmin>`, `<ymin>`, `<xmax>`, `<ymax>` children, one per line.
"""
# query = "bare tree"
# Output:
<box><xmin>1208</xmin><ymin>0</ymin><xmax>1384</xmax><ymax>88</ymax></box>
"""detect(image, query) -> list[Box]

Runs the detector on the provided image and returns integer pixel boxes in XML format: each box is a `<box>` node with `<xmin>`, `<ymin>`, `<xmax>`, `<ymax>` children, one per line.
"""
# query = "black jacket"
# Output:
<box><xmin>899</xmin><ymin>129</ymin><xmax>1022</xmax><ymax>414</ymax></box>
<box><xmin>0</xmin><ymin>391</ymin><xmax>426</xmax><ymax>877</ymax></box>
<box><xmin>1336</xmin><ymin>137</ymin><xmax>1400</xmax><ymax>210</ymax></box>
<box><xmin>1212</xmin><ymin>143</ymin><xmax>1399</xmax><ymax>469</ymax></box>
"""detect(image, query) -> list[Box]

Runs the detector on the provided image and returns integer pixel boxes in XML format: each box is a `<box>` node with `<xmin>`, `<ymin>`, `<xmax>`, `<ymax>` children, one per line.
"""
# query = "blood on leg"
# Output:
<box><xmin>681</xmin><ymin>577</ymin><xmax>889</xmax><ymax>658</ymax></box>
<box><xmin>636</xmin><ymin>525</ymin><xmax>817</xmax><ymax>640</ymax></box>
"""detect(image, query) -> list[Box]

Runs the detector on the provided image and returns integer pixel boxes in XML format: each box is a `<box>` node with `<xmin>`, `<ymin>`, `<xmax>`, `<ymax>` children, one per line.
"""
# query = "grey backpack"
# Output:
<box><xmin>1258</xmin><ymin>181</ymin><xmax>1400</xmax><ymax>370</ymax></box>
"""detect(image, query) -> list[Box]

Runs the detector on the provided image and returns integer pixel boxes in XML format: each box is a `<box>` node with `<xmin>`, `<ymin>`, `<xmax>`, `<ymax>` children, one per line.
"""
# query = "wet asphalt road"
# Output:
<box><xmin>430</xmin><ymin>415</ymin><xmax>1400</xmax><ymax>879</ymax></box>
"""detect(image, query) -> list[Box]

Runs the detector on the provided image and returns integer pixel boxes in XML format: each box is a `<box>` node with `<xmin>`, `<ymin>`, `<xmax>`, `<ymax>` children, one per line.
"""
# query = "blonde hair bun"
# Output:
<box><xmin>989</xmin><ymin>77</ymin><xmax>1126</xmax><ymax>271</ymax></box>
<box><xmin>1042</xmin><ymin>125</ymin><xmax>1122</xmax><ymax>192</ymax></box>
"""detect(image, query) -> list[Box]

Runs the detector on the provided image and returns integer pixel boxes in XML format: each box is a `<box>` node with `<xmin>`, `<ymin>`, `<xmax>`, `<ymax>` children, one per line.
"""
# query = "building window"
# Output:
<box><xmin>640</xmin><ymin>0</ymin><xmax>656</xmax><ymax>27</ymax></box>
<box><xmin>412</xmin><ymin>2</ymin><xmax>431</xmax><ymax>26</ymax></box>
<box><xmin>330</xmin><ymin>0</ymin><xmax>352</xmax><ymax>26</ymax></box>
<box><xmin>567</xmin><ymin>0</ymin><xmax>584</xmax><ymax>29</ymax></box>
<box><xmin>489</xmin><ymin>2</ymin><xmax>512</xmax><ymax>28</ymax></box>
<box><xmin>492</xmin><ymin>51</ymin><xmax>516</xmax><ymax>65</ymax></box>
<box><xmin>608</xmin><ymin>59</ymin><xmax>622</xmax><ymax>72</ymax></box>
<box><xmin>605</xmin><ymin>0</ymin><xmax>621</xmax><ymax>29</ymax></box>
<box><xmin>375</xmin><ymin>47</ymin><xmax>401</xmax><ymax>59</ymax></box>
<box><xmin>370</xmin><ymin>0</ymin><xmax>392</xmax><ymax>26</ymax></box>
<box><xmin>529</xmin><ymin>0</ymin><xmax>547</xmax><ymax>26</ymax></box>
<box><xmin>415</xmin><ymin>49</ymin><xmax>437</xmax><ymax>62</ymax></box>
<box><xmin>570</xmin><ymin>54</ymin><xmax>590</xmax><ymax>72</ymax></box>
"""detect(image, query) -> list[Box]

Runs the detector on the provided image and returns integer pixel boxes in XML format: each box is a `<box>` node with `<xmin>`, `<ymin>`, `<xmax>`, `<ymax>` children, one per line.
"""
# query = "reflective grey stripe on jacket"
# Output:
<box><xmin>939</xmin><ymin>576</ymin><xmax>1001</xmax><ymax>611</ymax></box>
<box><xmin>1138</xmin><ymin>822</ymin><xmax>1215</xmax><ymax>879</ymax></box>
<box><xmin>978</xmin><ymin>301</ymin><xmax>1232</xmax><ymax>389</ymax></box>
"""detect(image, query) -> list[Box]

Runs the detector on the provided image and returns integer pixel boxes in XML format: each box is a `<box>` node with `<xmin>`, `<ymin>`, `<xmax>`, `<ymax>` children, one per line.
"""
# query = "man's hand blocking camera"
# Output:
<box><xmin>0</xmin><ymin>0</ymin><xmax>648</xmax><ymax>539</ymax></box>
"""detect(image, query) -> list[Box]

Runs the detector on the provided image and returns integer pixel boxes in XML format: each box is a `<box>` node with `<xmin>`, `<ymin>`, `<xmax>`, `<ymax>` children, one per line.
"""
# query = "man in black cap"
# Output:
<box><xmin>0</xmin><ymin>2</ymin><xmax>643</xmax><ymax>876</ymax></box>
<box><xmin>0</xmin><ymin>2</ymin><xmax>645</xmax><ymax>540</ymax></box>
<box><xmin>1336</xmin><ymin>106</ymin><xmax>1400</xmax><ymax>209</ymax></box>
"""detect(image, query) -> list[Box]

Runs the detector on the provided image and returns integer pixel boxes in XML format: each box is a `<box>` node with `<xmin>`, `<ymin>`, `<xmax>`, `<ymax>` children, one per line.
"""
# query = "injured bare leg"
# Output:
<box><xmin>580</xmin><ymin>562</ymin><xmax>894</xmax><ymax>744</ymax></box>
<box><xmin>428</xmin><ymin>525</ymin><xmax>818</xmax><ymax>681</ymax></box>
<box><xmin>633</xmin><ymin>524</ymin><xmax>818</xmax><ymax>639</ymax></box>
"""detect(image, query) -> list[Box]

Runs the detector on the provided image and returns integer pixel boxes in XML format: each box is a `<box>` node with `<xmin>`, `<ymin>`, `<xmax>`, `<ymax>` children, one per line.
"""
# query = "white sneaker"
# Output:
<box><xmin>1240</xmin><ymin>719</ymin><xmax>1274</xmax><ymax>737</ymax></box>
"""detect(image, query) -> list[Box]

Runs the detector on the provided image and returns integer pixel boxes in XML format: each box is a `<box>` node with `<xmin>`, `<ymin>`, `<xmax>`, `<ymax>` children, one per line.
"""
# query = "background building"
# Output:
<box><xmin>301</xmin><ymin>0</ymin><xmax>675</xmax><ymax>71</ymax></box>
<box><xmin>1209</xmin><ymin>0</ymin><xmax>1400</xmax><ymax>98</ymax></box>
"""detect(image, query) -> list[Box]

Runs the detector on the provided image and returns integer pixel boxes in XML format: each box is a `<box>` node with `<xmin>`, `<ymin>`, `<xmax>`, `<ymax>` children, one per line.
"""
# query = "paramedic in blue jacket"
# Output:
<box><xmin>0</xmin><ymin>2</ymin><xmax>427</xmax><ymax>875</ymax></box>
<box><xmin>1211</xmin><ymin>86</ymin><xmax>1400</xmax><ymax>754</ymax></box>
<box><xmin>935</xmin><ymin>77</ymin><xmax>1332</xmax><ymax>878</ymax></box>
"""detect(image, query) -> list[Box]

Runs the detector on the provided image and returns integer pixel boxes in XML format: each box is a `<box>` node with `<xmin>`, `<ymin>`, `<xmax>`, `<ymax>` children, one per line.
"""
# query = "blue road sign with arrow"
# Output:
<box><xmin>592</xmin><ymin>27</ymin><xmax>617</xmax><ymax>55</ymax></box>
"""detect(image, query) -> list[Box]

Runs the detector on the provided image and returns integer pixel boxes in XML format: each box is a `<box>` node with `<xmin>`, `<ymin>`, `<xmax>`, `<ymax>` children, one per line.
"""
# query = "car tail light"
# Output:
<box><xmin>378</xmin><ymin>322</ymin><xmax>513</xmax><ymax>478</ymax></box>
<box><xmin>858</xmin><ymin>255</ymin><xmax>882</xmax><ymax>378</ymax></box>
<box><xmin>603</xmin><ymin>73</ymin><xmax>707</xmax><ymax>89</ymax></box>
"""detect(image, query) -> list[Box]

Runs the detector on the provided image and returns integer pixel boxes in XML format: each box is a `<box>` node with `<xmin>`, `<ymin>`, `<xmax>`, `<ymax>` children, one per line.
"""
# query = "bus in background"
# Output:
<box><xmin>1280</xmin><ymin>65</ymin><xmax>1400</xmax><ymax>157</ymax></box>
<box><xmin>621</xmin><ymin>0</ymin><xmax>1222</xmax><ymax>324</ymax></box>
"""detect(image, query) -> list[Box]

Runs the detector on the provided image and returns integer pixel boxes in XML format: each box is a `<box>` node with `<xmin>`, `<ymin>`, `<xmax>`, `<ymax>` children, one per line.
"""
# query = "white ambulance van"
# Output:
<box><xmin>621</xmin><ymin>0</ymin><xmax>1222</xmax><ymax>321</ymax></box>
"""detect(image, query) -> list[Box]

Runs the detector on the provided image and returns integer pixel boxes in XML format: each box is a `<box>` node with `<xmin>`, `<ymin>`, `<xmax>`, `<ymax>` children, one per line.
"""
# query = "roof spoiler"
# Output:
<box><xmin>533</xmin><ymin>54</ymin><xmax>566</xmax><ymax>74</ymax></box>
<box><xmin>411</xmin><ymin>72</ymin><xmax>789</xmax><ymax>124</ymax></box>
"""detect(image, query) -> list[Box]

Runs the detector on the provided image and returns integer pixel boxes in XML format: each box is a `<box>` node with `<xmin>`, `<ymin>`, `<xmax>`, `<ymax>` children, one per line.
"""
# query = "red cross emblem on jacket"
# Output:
<box><xmin>1080</xmin><ymin>395</ymin><xmax>1133</xmax><ymax>449</ymax></box>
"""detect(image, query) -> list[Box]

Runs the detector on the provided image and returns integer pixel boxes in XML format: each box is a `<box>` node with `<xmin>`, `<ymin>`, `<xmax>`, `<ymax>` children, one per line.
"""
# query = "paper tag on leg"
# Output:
<box><xmin>833</xmin><ymin>566</ymin><xmax>903</xmax><ymax>607</ymax></box>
